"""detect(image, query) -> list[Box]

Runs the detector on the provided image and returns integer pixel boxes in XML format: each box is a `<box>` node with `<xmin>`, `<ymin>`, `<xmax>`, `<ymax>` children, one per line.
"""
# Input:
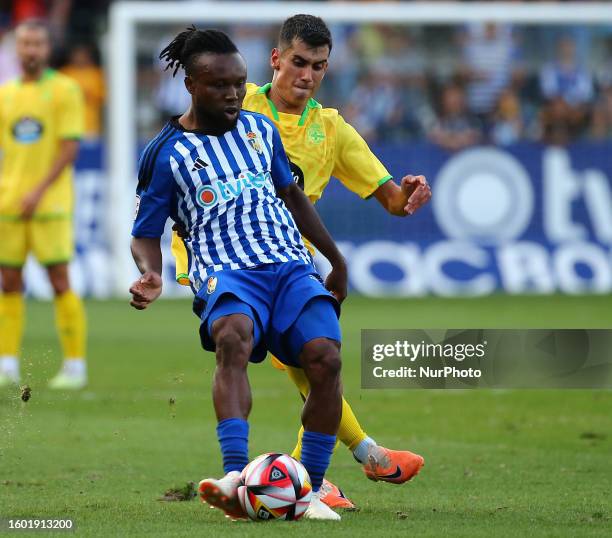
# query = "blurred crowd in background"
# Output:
<box><xmin>0</xmin><ymin>0</ymin><xmax>611</xmax><ymax>150</ymax></box>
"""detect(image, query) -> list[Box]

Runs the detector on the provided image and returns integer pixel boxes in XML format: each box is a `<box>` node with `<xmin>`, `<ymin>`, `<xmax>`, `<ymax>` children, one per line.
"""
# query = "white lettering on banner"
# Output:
<box><xmin>314</xmin><ymin>241</ymin><xmax>612</xmax><ymax>297</ymax></box>
<box><xmin>497</xmin><ymin>242</ymin><xmax>556</xmax><ymax>294</ymax></box>
<box><xmin>583</xmin><ymin>170</ymin><xmax>612</xmax><ymax>244</ymax></box>
<box><xmin>424</xmin><ymin>241</ymin><xmax>495</xmax><ymax>296</ymax></box>
<box><xmin>543</xmin><ymin>149</ymin><xmax>587</xmax><ymax>243</ymax></box>
<box><xmin>16</xmin><ymin>148</ymin><xmax>610</xmax><ymax>298</ymax></box>
<box><xmin>554</xmin><ymin>242</ymin><xmax>612</xmax><ymax>294</ymax></box>
<box><xmin>433</xmin><ymin>148</ymin><xmax>533</xmax><ymax>244</ymax></box>
<box><xmin>349</xmin><ymin>241</ymin><xmax>426</xmax><ymax>296</ymax></box>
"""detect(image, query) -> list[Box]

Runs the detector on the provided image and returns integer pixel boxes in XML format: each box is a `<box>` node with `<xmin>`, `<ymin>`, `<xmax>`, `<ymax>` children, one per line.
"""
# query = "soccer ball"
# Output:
<box><xmin>237</xmin><ymin>453</ymin><xmax>312</xmax><ymax>521</ymax></box>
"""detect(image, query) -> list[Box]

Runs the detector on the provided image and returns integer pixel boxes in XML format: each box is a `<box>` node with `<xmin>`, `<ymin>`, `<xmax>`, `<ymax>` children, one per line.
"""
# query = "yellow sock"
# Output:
<box><xmin>54</xmin><ymin>290</ymin><xmax>87</xmax><ymax>359</ymax></box>
<box><xmin>0</xmin><ymin>292</ymin><xmax>25</xmax><ymax>356</ymax></box>
<box><xmin>339</xmin><ymin>397</ymin><xmax>369</xmax><ymax>452</ymax></box>
<box><xmin>285</xmin><ymin>365</ymin><xmax>366</xmax><ymax>458</ymax></box>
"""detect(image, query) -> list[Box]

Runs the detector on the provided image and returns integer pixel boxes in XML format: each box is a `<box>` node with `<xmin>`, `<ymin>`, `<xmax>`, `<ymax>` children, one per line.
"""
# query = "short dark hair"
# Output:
<box><xmin>159</xmin><ymin>26</ymin><xmax>238</xmax><ymax>77</ymax></box>
<box><xmin>279</xmin><ymin>14</ymin><xmax>332</xmax><ymax>53</ymax></box>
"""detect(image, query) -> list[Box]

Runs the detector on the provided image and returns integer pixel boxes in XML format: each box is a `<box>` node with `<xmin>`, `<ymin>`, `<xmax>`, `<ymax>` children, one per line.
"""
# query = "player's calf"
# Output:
<box><xmin>297</xmin><ymin>338</ymin><xmax>342</xmax><ymax>504</ymax></box>
<box><xmin>300</xmin><ymin>337</ymin><xmax>342</xmax><ymax>434</ymax></box>
<box><xmin>211</xmin><ymin>313</ymin><xmax>254</xmax><ymax>420</ymax></box>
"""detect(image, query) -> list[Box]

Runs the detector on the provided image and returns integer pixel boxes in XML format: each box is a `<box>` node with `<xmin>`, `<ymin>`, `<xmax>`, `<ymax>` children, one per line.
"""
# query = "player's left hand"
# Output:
<box><xmin>129</xmin><ymin>271</ymin><xmax>163</xmax><ymax>310</ymax></box>
<box><xmin>401</xmin><ymin>175</ymin><xmax>431</xmax><ymax>215</ymax></box>
<box><xmin>325</xmin><ymin>259</ymin><xmax>348</xmax><ymax>304</ymax></box>
<box><xmin>20</xmin><ymin>189</ymin><xmax>45</xmax><ymax>219</ymax></box>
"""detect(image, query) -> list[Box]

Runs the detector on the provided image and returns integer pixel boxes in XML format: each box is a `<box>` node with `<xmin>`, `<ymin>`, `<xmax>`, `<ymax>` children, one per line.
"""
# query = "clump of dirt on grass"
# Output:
<box><xmin>20</xmin><ymin>385</ymin><xmax>31</xmax><ymax>402</ymax></box>
<box><xmin>580</xmin><ymin>431</ymin><xmax>606</xmax><ymax>441</ymax></box>
<box><xmin>158</xmin><ymin>481</ymin><xmax>197</xmax><ymax>502</ymax></box>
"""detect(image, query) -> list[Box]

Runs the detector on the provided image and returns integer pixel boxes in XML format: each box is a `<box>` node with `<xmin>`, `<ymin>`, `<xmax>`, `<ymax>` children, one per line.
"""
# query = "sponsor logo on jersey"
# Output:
<box><xmin>246</xmin><ymin>131</ymin><xmax>263</xmax><ymax>154</ymax></box>
<box><xmin>12</xmin><ymin>117</ymin><xmax>44</xmax><ymax>143</ymax></box>
<box><xmin>288</xmin><ymin>159</ymin><xmax>305</xmax><ymax>190</ymax></box>
<box><xmin>195</xmin><ymin>170</ymin><xmax>271</xmax><ymax>208</ymax></box>
<box><xmin>307</xmin><ymin>122</ymin><xmax>325</xmax><ymax>145</ymax></box>
<box><xmin>206</xmin><ymin>276</ymin><xmax>217</xmax><ymax>294</ymax></box>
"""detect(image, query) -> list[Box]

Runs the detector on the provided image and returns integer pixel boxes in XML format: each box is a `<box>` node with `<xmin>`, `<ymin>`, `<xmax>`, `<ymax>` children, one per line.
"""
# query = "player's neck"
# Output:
<box><xmin>267</xmin><ymin>84</ymin><xmax>308</xmax><ymax>116</ymax></box>
<box><xmin>21</xmin><ymin>67</ymin><xmax>47</xmax><ymax>83</ymax></box>
<box><xmin>178</xmin><ymin>108</ymin><xmax>228</xmax><ymax>136</ymax></box>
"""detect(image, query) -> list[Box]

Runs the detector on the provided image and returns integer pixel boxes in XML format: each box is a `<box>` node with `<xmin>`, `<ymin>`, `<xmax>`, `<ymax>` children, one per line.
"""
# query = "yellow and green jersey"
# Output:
<box><xmin>244</xmin><ymin>82</ymin><xmax>391</xmax><ymax>204</ymax></box>
<box><xmin>173</xmin><ymin>82</ymin><xmax>391</xmax><ymax>285</ymax></box>
<box><xmin>0</xmin><ymin>68</ymin><xmax>84</xmax><ymax>218</ymax></box>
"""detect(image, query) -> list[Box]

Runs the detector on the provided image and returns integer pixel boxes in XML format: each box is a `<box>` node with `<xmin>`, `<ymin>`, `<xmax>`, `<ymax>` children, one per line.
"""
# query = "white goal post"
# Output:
<box><xmin>108</xmin><ymin>1</ymin><xmax>612</xmax><ymax>294</ymax></box>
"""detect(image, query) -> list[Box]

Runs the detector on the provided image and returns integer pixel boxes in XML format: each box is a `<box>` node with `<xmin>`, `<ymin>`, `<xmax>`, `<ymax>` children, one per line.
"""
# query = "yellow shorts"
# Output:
<box><xmin>0</xmin><ymin>217</ymin><xmax>74</xmax><ymax>267</ymax></box>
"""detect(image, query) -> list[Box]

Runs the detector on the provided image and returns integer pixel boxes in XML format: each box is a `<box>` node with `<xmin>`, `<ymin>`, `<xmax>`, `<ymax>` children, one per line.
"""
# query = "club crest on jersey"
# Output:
<box><xmin>307</xmin><ymin>123</ymin><xmax>325</xmax><ymax>145</ymax></box>
<box><xmin>207</xmin><ymin>276</ymin><xmax>218</xmax><ymax>294</ymax></box>
<box><xmin>246</xmin><ymin>131</ymin><xmax>263</xmax><ymax>154</ymax></box>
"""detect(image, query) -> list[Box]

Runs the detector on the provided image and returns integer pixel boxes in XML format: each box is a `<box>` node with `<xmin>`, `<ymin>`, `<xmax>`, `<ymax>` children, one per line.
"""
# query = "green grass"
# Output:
<box><xmin>1</xmin><ymin>295</ymin><xmax>611</xmax><ymax>537</ymax></box>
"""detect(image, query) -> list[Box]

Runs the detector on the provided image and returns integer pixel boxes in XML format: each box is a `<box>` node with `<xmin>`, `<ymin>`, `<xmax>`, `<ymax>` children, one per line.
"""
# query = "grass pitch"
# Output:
<box><xmin>1</xmin><ymin>295</ymin><xmax>611</xmax><ymax>537</ymax></box>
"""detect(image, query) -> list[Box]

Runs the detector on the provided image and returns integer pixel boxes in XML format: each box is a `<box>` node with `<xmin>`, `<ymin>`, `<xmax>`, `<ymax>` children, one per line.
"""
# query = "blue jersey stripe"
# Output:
<box><xmin>217</xmin><ymin>134</ymin><xmax>263</xmax><ymax>267</ymax></box>
<box><xmin>137</xmin><ymin>123</ymin><xmax>170</xmax><ymax>188</ymax></box>
<box><xmin>139</xmin><ymin>123</ymin><xmax>174</xmax><ymax>190</ymax></box>
<box><xmin>198</xmin><ymin>142</ymin><xmax>231</xmax><ymax>268</ymax></box>
<box><xmin>228</xmin><ymin>126</ymin><xmax>277</xmax><ymax>264</ymax></box>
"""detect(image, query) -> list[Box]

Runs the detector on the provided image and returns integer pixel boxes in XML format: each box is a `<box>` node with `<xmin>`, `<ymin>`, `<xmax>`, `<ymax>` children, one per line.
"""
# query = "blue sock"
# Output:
<box><xmin>216</xmin><ymin>418</ymin><xmax>249</xmax><ymax>473</ymax></box>
<box><xmin>300</xmin><ymin>430</ymin><xmax>336</xmax><ymax>492</ymax></box>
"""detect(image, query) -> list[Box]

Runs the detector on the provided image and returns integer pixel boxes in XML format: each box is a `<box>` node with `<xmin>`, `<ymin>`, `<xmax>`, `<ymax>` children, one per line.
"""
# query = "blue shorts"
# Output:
<box><xmin>192</xmin><ymin>261</ymin><xmax>341</xmax><ymax>367</ymax></box>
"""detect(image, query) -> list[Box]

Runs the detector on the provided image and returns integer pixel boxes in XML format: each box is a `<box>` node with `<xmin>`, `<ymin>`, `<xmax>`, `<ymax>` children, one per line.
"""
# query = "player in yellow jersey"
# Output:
<box><xmin>0</xmin><ymin>20</ymin><xmax>87</xmax><ymax>390</ymax></box>
<box><xmin>172</xmin><ymin>15</ymin><xmax>431</xmax><ymax>507</ymax></box>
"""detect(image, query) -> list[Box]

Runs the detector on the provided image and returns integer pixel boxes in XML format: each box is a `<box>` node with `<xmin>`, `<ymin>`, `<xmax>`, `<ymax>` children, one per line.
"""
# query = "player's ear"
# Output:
<box><xmin>184</xmin><ymin>75</ymin><xmax>195</xmax><ymax>95</ymax></box>
<box><xmin>270</xmin><ymin>48</ymin><xmax>281</xmax><ymax>70</ymax></box>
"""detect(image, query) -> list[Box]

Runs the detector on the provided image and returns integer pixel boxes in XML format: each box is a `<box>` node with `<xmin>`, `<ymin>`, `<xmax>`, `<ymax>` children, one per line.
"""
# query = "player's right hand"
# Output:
<box><xmin>129</xmin><ymin>271</ymin><xmax>163</xmax><ymax>310</ymax></box>
<box><xmin>325</xmin><ymin>259</ymin><xmax>348</xmax><ymax>304</ymax></box>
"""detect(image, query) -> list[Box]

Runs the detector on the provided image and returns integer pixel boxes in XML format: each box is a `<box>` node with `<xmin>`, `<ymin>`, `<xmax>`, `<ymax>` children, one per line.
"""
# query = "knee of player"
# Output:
<box><xmin>301</xmin><ymin>339</ymin><xmax>342</xmax><ymax>380</ymax></box>
<box><xmin>47</xmin><ymin>268</ymin><xmax>71</xmax><ymax>295</ymax></box>
<box><xmin>212</xmin><ymin>316</ymin><xmax>253</xmax><ymax>355</ymax></box>
<box><xmin>1</xmin><ymin>277</ymin><xmax>23</xmax><ymax>293</ymax></box>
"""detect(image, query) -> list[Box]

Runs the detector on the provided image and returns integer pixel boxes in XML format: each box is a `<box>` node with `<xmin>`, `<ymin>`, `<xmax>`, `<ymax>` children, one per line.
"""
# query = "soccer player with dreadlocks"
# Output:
<box><xmin>130</xmin><ymin>27</ymin><xmax>348</xmax><ymax>521</ymax></box>
<box><xmin>170</xmin><ymin>16</ymin><xmax>430</xmax><ymax>510</ymax></box>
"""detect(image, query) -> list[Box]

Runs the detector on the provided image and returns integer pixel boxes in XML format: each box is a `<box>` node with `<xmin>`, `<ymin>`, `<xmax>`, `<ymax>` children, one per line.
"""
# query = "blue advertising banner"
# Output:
<box><xmin>314</xmin><ymin>142</ymin><xmax>612</xmax><ymax>296</ymax></box>
<box><xmin>24</xmin><ymin>141</ymin><xmax>611</xmax><ymax>298</ymax></box>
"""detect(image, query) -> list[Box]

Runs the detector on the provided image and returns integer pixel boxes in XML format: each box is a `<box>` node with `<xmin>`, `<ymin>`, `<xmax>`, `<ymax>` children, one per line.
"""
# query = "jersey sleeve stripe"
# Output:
<box><xmin>138</xmin><ymin>124</ymin><xmax>175</xmax><ymax>191</ymax></box>
<box><xmin>138</xmin><ymin>123</ymin><xmax>170</xmax><ymax>182</ymax></box>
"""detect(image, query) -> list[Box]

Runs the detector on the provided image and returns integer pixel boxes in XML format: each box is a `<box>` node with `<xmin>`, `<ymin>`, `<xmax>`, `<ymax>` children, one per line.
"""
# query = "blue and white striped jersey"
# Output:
<box><xmin>132</xmin><ymin>111</ymin><xmax>312</xmax><ymax>289</ymax></box>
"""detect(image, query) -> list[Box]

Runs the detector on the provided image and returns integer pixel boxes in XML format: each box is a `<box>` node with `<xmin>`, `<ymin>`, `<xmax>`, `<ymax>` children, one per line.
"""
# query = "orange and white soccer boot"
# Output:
<box><xmin>319</xmin><ymin>478</ymin><xmax>356</xmax><ymax>510</ymax></box>
<box><xmin>303</xmin><ymin>490</ymin><xmax>341</xmax><ymax>521</ymax></box>
<box><xmin>363</xmin><ymin>446</ymin><xmax>424</xmax><ymax>484</ymax></box>
<box><xmin>198</xmin><ymin>471</ymin><xmax>247</xmax><ymax>520</ymax></box>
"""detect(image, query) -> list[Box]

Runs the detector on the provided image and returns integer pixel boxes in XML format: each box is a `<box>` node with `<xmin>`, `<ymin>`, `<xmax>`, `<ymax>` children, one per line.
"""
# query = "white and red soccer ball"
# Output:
<box><xmin>237</xmin><ymin>453</ymin><xmax>312</xmax><ymax>521</ymax></box>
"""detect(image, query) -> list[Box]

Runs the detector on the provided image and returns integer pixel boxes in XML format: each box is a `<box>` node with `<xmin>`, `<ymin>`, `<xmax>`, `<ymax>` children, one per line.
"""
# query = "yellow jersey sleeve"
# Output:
<box><xmin>57</xmin><ymin>79</ymin><xmax>85</xmax><ymax>139</ymax></box>
<box><xmin>332</xmin><ymin>115</ymin><xmax>392</xmax><ymax>199</ymax></box>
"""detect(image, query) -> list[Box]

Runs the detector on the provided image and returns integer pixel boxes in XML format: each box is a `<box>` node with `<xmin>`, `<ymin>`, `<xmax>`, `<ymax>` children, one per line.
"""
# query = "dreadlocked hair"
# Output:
<box><xmin>159</xmin><ymin>26</ymin><xmax>238</xmax><ymax>77</ymax></box>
